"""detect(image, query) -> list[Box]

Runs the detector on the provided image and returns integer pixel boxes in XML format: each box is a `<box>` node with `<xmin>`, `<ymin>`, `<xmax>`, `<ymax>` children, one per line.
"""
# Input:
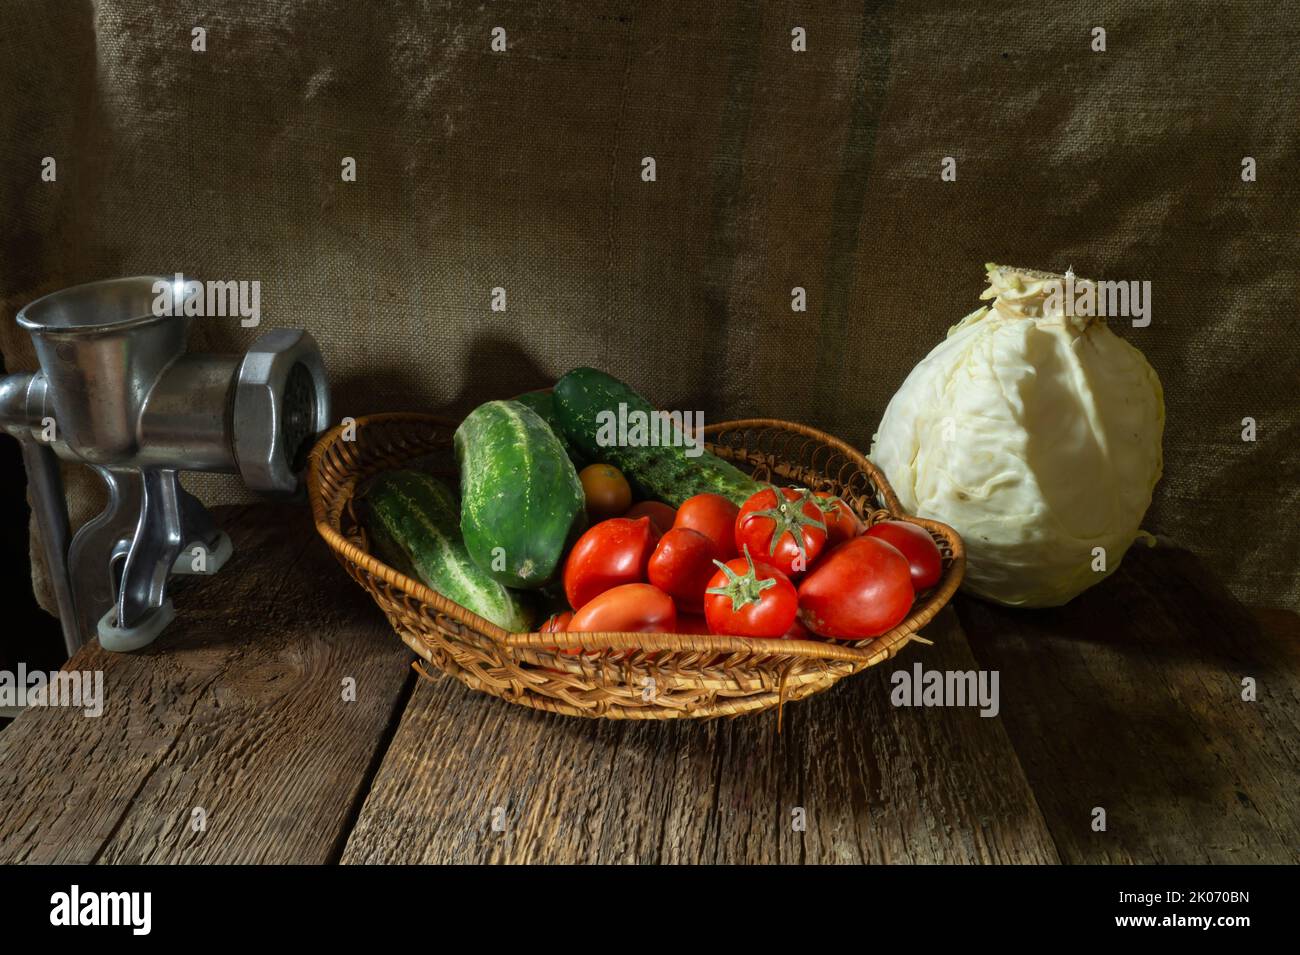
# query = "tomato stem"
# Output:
<box><xmin>746</xmin><ymin>486</ymin><xmax>826</xmax><ymax>563</ymax></box>
<box><xmin>705</xmin><ymin>545</ymin><xmax>776</xmax><ymax>611</ymax></box>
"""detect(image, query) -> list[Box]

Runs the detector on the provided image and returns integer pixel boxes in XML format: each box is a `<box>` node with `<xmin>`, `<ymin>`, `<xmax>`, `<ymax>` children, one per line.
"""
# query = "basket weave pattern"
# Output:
<box><xmin>308</xmin><ymin>413</ymin><xmax>965</xmax><ymax>720</ymax></box>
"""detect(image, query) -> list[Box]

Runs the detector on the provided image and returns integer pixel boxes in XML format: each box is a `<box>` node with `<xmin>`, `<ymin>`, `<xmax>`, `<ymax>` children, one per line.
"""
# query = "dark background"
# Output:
<box><xmin>2</xmin><ymin>1</ymin><xmax>1297</xmax><ymax>645</ymax></box>
<box><xmin>0</xmin><ymin>351</ymin><xmax>62</xmax><ymax>716</ymax></box>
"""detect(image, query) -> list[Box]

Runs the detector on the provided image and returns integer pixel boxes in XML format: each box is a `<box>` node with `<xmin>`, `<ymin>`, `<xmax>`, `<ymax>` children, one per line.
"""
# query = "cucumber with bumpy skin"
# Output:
<box><xmin>515</xmin><ymin>389</ymin><xmax>588</xmax><ymax>468</ymax></box>
<box><xmin>553</xmin><ymin>367</ymin><xmax>762</xmax><ymax>507</ymax></box>
<box><xmin>455</xmin><ymin>399</ymin><xmax>586</xmax><ymax>589</ymax></box>
<box><xmin>364</xmin><ymin>470</ymin><xmax>532</xmax><ymax>631</ymax></box>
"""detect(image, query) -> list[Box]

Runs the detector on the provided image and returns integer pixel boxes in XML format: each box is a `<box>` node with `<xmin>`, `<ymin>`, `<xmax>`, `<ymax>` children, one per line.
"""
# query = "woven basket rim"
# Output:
<box><xmin>307</xmin><ymin>411</ymin><xmax>965</xmax><ymax>665</ymax></box>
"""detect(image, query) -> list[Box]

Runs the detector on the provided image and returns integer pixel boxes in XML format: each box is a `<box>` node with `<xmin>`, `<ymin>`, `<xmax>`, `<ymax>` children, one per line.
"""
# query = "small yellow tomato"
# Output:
<box><xmin>578</xmin><ymin>464</ymin><xmax>632</xmax><ymax>521</ymax></box>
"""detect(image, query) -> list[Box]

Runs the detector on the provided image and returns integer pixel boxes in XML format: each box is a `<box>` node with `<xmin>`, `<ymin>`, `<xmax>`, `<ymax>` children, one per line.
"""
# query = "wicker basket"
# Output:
<box><xmin>307</xmin><ymin>413</ymin><xmax>964</xmax><ymax>720</ymax></box>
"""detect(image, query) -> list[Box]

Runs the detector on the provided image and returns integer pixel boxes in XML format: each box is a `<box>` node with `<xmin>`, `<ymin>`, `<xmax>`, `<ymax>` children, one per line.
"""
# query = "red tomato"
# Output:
<box><xmin>703</xmin><ymin>546</ymin><xmax>798</xmax><ymax>638</ymax></box>
<box><xmin>540</xmin><ymin>611</ymin><xmax>573</xmax><ymax>632</ymax></box>
<box><xmin>674</xmin><ymin>612</ymin><xmax>712</xmax><ymax>635</ymax></box>
<box><xmin>540</xmin><ymin>610</ymin><xmax>582</xmax><ymax>655</ymax></box>
<box><xmin>569</xmin><ymin>583</ymin><xmax>677</xmax><ymax>633</ymax></box>
<box><xmin>563</xmin><ymin>517</ymin><xmax>658</xmax><ymax>610</ymax></box>
<box><xmin>647</xmin><ymin>527</ymin><xmax>717</xmax><ymax>613</ymax></box>
<box><xmin>864</xmin><ymin>520</ymin><xmax>943</xmax><ymax>590</ymax></box>
<box><xmin>814</xmin><ymin>491</ymin><xmax>866</xmax><ymax>549</ymax></box>
<box><xmin>734</xmin><ymin>487</ymin><xmax>828</xmax><ymax>576</ymax></box>
<box><xmin>797</xmin><ymin>537</ymin><xmax>914</xmax><ymax>639</ymax></box>
<box><xmin>781</xmin><ymin>618</ymin><xmax>813</xmax><ymax>641</ymax></box>
<box><xmin>674</xmin><ymin>493</ymin><xmax>740</xmax><ymax>564</ymax></box>
<box><xmin>625</xmin><ymin>500</ymin><xmax>677</xmax><ymax>536</ymax></box>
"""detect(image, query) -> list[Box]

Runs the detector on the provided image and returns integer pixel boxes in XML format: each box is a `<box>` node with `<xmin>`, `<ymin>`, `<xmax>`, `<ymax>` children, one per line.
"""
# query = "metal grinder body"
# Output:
<box><xmin>0</xmin><ymin>277</ymin><xmax>330</xmax><ymax>654</ymax></box>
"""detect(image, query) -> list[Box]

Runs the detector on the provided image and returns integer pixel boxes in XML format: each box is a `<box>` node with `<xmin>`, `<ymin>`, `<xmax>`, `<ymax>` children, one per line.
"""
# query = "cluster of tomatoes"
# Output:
<box><xmin>543</xmin><ymin>476</ymin><xmax>943</xmax><ymax>643</ymax></box>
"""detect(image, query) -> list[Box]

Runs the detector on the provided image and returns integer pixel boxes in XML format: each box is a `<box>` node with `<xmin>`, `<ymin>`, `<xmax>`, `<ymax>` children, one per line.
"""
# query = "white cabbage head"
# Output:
<box><xmin>870</xmin><ymin>264</ymin><xmax>1164</xmax><ymax>607</ymax></box>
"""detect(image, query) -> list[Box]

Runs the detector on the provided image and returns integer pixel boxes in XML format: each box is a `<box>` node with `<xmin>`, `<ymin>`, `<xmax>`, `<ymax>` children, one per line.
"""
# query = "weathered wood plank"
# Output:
<box><xmin>341</xmin><ymin>606</ymin><xmax>1059</xmax><ymax>864</ymax></box>
<box><xmin>956</xmin><ymin>543</ymin><xmax>1300</xmax><ymax>864</ymax></box>
<box><xmin>0</xmin><ymin>504</ymin><xmax>412</xmax><ymax>864</ymax></box>
<box><xmin>8</xmin><ymin>501</ymin><xmax>1290</xmax><ymax>865</ymax></box>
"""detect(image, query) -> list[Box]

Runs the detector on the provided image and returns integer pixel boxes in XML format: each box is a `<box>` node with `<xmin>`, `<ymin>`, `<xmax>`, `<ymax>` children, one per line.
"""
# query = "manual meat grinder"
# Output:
<box><xmin>1</xmin><ymin>277</ymin><xmax>330</xmax><ymax>654</ymax></box>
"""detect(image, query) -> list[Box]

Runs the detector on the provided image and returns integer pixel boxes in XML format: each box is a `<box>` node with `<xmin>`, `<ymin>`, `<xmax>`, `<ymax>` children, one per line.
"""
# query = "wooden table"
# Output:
<box><xmin>1</xmin><ymin>504</ymin><xmax>1296</xmax><ymax>864</ymax></box>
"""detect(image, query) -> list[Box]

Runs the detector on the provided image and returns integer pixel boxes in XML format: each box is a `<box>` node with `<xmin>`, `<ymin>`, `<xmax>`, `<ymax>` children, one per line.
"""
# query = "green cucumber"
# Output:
<box><xmin>515</xmin><ymin>389</ymin><xmax>588</xmax><ymax>468</ymax></box>
<box><xmin>363</xmin><ymin>470</ymin><xmax>532</xmax><ymax>631</ymax></box>
<box><xmin>455</xmin><ymin>399</ymin><xmax>586</xmax><ymax>589</ymax></box>
<box><xmin>553</xmin><ymin>368</ymin><xmax>763</xmax><ymax>507</ymax></box>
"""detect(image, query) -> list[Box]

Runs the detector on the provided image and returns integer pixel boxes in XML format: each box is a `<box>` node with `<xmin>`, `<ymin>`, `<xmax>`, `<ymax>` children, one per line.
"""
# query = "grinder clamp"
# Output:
<box><xmin>0</xmin><ymin>277</ymin><xmax>330</xmax><ymax>654</ymax></box>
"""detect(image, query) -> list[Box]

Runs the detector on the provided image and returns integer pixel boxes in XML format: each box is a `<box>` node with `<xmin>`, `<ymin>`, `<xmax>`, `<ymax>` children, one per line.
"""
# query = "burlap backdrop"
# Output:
<box><xmin>2</xmin><ymin>1</ymin><xmax>1297</xmax><ymax>613</ymax></box>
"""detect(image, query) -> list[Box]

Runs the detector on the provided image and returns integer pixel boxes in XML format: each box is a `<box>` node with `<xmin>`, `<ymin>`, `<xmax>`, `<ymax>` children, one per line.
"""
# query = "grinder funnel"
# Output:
<box><xmin>17</xmin><ymin>277</ymin><xmax>191</xmax><ymax>463</ymax></box>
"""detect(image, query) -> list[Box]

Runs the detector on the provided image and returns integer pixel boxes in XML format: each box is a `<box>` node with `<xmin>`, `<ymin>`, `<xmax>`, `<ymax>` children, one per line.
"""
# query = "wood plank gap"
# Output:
<box><xmin>325</xmin><ymin>665</ymin><xmax>418</xmax><ymax>865</ymax></box>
